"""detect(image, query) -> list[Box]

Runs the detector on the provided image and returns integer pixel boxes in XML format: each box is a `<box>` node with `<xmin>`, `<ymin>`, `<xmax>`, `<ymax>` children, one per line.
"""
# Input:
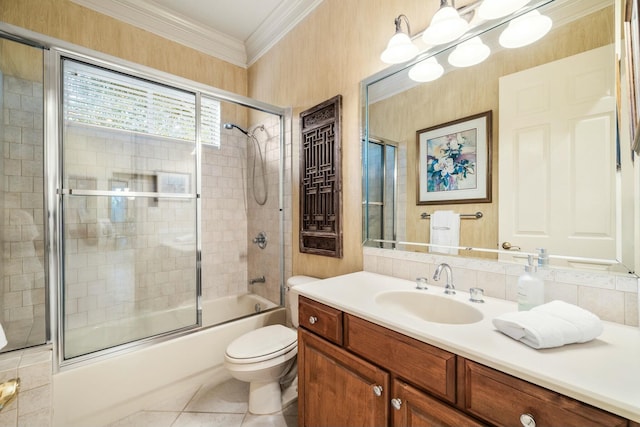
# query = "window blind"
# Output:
<box><xmin>201</xmin><ymin>96</ymin><xmax>221</xmax><ymax>147</ymax></box>
<box><xmin>63</xmin><ymin>59</ymin><xmax>221</xmax><ymax>146</ymax></box>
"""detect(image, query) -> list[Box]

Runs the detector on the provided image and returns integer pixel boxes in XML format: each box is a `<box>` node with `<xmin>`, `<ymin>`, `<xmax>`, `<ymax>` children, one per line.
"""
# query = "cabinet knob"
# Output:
<box><xmin>372</xmin><ymin>385</ymin><xmax>383</xmax><ymax>397</ymax></box>
<box><xmin>309</xmin><ymin>316</ymin><xmax>318</xmax><ymax>324</ymax></box>
<box><xmin>520</xmin><ymin>413</ymin><xmax>536</xmax><ymax>427</ymax></box>
<box><xmin>391</xmin><ymin>398</ymin><xmax>402</xmax><ymax>410</ymax></box>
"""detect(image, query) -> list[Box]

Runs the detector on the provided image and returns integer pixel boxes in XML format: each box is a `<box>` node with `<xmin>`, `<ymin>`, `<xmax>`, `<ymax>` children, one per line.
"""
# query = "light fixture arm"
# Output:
<box><xmin>394</xmin><ymin>14</ymin><xmax>412</xmax><ymax>37</ymax></box>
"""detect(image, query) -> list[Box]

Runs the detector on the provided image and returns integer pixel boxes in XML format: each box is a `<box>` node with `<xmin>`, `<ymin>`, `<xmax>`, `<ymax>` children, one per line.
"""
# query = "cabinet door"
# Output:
<box><xmin>461</xmin><ymin>360</ymin><xmax>626</xmax><ymax>427</ymax></box>
<box><xmin>298</xmin><ymin>328</ymin><xmax>389</xmax><ymax>427</ymax></box>
<box><xmin>391</xmin><ymin>379</ymin><xmax>484</xmax><ymax>427</ymax></box>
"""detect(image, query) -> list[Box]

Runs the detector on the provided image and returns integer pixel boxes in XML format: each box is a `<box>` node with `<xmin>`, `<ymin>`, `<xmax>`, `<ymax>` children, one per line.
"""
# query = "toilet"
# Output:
<box><xmin>224</xmin><ymin>275</ymin><xmax>318</xmax><ymax>414</ymax></box>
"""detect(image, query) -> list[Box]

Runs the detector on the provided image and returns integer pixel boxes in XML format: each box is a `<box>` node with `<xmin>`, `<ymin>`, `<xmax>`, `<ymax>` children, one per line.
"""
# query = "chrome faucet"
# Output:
<box><xmin>433</xmin><ymin>263</ymin><xmax>455</xmax><ymax>295</ymax></box>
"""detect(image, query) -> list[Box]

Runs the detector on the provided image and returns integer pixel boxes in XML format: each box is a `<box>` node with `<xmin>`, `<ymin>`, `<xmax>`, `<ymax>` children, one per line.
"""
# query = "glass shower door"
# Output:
<box><xmin>60</xmin><ymin>58</ymin><xmax>199</xmax><ymax>360</ymax></box>
<box><xmin>0</xmin><ymin>35</ymin><xmax>47</xmax><ymax>352</ymax></box>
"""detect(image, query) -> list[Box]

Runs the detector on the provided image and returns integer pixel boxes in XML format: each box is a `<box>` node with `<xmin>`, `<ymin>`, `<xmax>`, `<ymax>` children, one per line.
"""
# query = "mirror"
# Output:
<box><xmin>362</xmin><ymin>0</ymin><xmax>637</xmax><ymax>272</ymax></box>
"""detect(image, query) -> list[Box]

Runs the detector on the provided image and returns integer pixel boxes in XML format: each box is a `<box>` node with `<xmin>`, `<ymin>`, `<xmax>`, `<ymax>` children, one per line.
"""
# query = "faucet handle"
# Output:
<box><xmin>415</xmin><ymin>277</ymin><xmax>428</xmax><ymax>290</ymax></box>
<box><xmin>469</xmin><ymin>287</ymin><xmax>485</xmax><ymax>303</ymax></box>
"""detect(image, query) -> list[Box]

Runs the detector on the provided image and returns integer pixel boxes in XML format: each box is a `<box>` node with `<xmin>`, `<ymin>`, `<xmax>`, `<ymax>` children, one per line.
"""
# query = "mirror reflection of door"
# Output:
<box><xmin>499</xmin><ymin>44</ymin><xmax>617</xmax><ymax>268</ymax></box>
<box><xmin>364</xmin><ymin>139</ymin><xmax>398</xmax><ymax>248</ymax></box>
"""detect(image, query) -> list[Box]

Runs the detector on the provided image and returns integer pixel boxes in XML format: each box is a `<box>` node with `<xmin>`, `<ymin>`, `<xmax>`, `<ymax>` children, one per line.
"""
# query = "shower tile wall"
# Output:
<box><xmin>1</xmin><ymin>74</ymin><xmax>46</xmax><ymax>349</ymax></box>
<box><xmin>200</xmin><ymin>134</ymin><xmax>248</xmax><ymax>300</ymax></box>
<box><xmin>200</xmin><ymin>113</ymin><xmax>288</xmax><ymax>307</ymax></box>
<box><xmin>63</xmin><ymin>126</ymin><xmax>196</xmax><ymax>333</ymax></box>
<box><xmin>246</xmin><ymin>113</ymin><xmax>288</xmax><ymax>304</ymax></box>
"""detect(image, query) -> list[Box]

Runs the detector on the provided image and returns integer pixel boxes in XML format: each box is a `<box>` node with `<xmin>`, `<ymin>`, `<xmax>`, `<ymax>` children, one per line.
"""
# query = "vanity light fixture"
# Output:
<box><xmin>408</xmin><ymin>57</ymin><xmax>445</xmax><ymax>82</ymax></box>
<box><xmin>499</xmin><ymin>10</ymin><xmax>553</xmax><ymax>48</ymax></box>
<box><xmin>380</xmin><ymin>14</ymin><xmax>419</xmax><ymax>64</ymax></box>
<box><xmin>448</xmin><ymin>36</ymin><xmax>490</xmax><ymax>67</ymax></box>
<box><xmin>477</xmin><ymin>0</ymin><xmax>531</xmax><ymax>20</ymax></box>
<box><xmin>422</xmin><ymin>0</ymin><xmax>470</xmax><ymax>46</ymax></box>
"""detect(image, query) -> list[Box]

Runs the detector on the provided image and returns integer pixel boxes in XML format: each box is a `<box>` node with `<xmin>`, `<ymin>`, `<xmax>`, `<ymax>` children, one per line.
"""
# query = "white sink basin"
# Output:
<box><xmin>374</xmin><ymin>291</ymin><xmax>483</xmax><ymax>325</ymax></box>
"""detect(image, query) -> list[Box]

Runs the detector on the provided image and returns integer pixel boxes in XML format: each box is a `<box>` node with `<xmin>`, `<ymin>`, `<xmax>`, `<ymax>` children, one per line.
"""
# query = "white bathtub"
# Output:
<box><xmin>53</xmin><ymin>294</ymin><xmax>284</xmax><ymax>427</ymax></box>
<box><xmin>202</xmin><ymin>293</ymin><xmax>278</xmax><ymax>326</ymax></box>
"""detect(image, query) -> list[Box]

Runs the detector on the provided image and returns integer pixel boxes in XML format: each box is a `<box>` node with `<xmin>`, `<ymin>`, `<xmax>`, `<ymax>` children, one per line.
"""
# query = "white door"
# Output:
<box><xmin>498</xmin><ymin>44</ymin><xmax>616</xmax><ymax>267</ymax></box>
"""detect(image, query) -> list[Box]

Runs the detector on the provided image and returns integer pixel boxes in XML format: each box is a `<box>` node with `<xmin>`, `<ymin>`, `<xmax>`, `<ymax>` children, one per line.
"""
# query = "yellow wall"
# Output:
<box><xmin>248</xmin><ymin>0</ymin><xmax>444</xmax><ymax>277</ymax></box>
<box><xmin>0</xmin><ymin>0</ymin><xmax>247</xmax><ymax>95</ymax></box>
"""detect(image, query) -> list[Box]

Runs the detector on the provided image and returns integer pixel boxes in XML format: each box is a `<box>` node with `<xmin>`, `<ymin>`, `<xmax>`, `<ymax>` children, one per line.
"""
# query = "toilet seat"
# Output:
<box><xmin>225</xmin><ymin>324</ymin><xmax>297</xmax><ymax>364</ymax></box>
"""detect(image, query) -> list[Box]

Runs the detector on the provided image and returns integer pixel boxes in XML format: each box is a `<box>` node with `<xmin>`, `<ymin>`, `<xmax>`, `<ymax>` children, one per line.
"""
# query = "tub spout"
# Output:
<box><xmin>249</xmin><ymin>276</ymin><xmax>266</xmax><ymax>285</ymax></box>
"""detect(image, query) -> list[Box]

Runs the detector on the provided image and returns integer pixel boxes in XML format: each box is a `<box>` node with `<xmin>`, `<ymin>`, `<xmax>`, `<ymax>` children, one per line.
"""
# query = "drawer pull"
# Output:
<box><xmin>372</xmin><ymin>385</ymin><xmax>383</xmax><ymax>397</ymax></box>
<box><xmin>520</xmin><ymin>413</ymin><xmax>536</xmax><ymax>427</ymax></box>
<box><xmin>391</xmin><ymin>398</ymin><xmax>402</xmax><ymax>410</ymax></box>
<box><xmin>309</xmin><ymin>316</ymin><xmax>318</xmax><ymax>324</ymax></box>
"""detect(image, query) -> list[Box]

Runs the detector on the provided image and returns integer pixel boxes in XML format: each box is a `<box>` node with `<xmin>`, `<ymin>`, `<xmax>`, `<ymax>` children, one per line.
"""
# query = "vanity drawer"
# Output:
<box><xmin>344</xmin><ymin>314</ymin><xmax>456</xmax><ymax>403</ymax></box>
<box><xmin>461</xmin><ymin>359</ymin><xmax>626</xmax><ymax>427</ymax></box>
<box><xmin>298</xmin><ymin>296</ymin><xmax>343</xmax><ymax>345</ymax></box>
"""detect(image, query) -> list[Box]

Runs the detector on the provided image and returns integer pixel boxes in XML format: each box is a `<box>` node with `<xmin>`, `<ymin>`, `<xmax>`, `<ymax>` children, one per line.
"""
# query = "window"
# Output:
<box><xmin>63</xmin><ymin>59</ymin><xmax>221</xmax><ymax>146</ymax></box>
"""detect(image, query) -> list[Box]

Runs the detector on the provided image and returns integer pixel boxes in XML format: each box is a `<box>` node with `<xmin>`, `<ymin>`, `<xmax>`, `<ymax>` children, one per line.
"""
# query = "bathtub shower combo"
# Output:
<box><xmin>0</xmin><ymin>28</ymin><xmax>290</xmax><ymax>425</ymax></box>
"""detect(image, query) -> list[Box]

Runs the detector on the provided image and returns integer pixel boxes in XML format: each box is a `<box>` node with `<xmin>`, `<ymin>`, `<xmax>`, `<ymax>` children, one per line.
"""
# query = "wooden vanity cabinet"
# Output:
<box><xmin>298</xmin><ymin>296</ymin><xmax>629</xmax><ymax>427</ymax></box>
<box><xmin>298</xmin><ymin>296</ymin><xmax>470</xmax><ymax>427</ymax></box>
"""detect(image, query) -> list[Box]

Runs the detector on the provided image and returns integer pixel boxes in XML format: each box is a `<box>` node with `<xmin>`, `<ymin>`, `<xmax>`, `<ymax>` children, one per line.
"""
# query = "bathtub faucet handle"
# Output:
<box><xmin>252</xmin><ymin>232</ymin><xmax>267</xmax><ymax>249</ymax></box>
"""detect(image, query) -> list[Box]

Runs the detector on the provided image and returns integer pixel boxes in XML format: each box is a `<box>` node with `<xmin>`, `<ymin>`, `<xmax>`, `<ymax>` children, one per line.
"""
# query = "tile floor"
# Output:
<box><xmin>107</xmin><ymin>378</ymin><xmax>297</xmax><ymax>427</ymax></box>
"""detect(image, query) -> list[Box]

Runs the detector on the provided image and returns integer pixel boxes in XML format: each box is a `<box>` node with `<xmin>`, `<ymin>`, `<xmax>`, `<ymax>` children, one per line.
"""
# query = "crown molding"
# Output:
<box><xmin>71</xmin><ymin>0</ymin><xmax>247</xmax><ymax>67</ymax></box>
<box><xmin>71</xmin><ymin>0</ymin><xmax>323</xmax><ymax>68</ymax></box>
<box><xmin>246</xmin><ymin>0</ymin><xmax>324</xmax><ymax>67</ymax></box>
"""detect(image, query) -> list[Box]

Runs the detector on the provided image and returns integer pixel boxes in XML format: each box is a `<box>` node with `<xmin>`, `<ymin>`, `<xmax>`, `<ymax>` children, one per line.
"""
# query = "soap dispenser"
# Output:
<box><xmin>517</xmin><ymin>255</ymin><xmax>545</xmax><ymax>311</ymax></box>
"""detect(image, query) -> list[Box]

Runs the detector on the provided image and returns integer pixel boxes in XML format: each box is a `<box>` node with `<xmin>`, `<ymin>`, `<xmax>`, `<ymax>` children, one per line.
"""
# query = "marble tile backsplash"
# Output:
<box><xmin>364</xmin><ymin>247</ymin><xmax>639</xmax><ymax>326</ymax></box>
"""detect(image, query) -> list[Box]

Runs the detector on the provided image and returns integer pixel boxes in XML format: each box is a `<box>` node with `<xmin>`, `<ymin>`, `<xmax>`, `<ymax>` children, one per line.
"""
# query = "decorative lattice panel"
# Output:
<box><xmin>299</xmin><ymin>95</ymin><xmax>343</xmax><ymax>257</ymax></box>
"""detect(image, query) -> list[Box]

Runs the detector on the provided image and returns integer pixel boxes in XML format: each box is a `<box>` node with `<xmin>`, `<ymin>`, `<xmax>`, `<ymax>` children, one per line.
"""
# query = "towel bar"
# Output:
<box><xmin>420</xmin><ymin>211</ymin><xmax>483</xmax><ymax>220</ymax></box>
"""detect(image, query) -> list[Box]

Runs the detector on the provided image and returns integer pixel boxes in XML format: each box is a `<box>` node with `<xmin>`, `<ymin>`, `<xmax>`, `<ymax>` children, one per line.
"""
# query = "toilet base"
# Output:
<box><xmin>248</xmin><ymin>381</ymin><xmax>283</xmax><ymax>415</ymax></box>
<box><xmin>281</xmin><ymin>376</ymin><xmax>298</xmax><ymax>409</ymax></box>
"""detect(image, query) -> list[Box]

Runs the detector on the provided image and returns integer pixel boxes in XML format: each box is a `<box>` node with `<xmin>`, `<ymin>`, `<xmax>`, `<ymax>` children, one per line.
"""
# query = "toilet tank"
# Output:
<box><xmin>287</xmin><ymin>275</ymin><xmax>318</xmax><ymax>328</ymax></box>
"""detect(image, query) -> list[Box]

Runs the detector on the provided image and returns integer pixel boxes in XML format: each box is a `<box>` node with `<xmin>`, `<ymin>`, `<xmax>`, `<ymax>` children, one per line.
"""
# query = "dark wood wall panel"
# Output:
<box><xmin>299</xmin><ymin>95</ymin><xmax>343</xmax><ymax>257</ymax></box>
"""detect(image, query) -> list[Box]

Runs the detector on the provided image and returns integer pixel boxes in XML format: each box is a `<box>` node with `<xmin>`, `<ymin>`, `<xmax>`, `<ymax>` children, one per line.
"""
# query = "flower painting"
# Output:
<box><xmin>426</xmin><ymin>130</ymin><xmax>477</xmax><ymax>192</ymax></box>
<box><xmin>417</xmin><ymin>111</ymin><xmax>492</xmax><ymax>205</ymax></box>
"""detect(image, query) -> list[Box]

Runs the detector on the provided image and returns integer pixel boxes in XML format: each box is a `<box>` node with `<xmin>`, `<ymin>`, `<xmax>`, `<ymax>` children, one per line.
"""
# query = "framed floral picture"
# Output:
<box><xmin>416</xmin><ymin>111</ymin><xmax>492</xmax><ymax>205</ymax></box>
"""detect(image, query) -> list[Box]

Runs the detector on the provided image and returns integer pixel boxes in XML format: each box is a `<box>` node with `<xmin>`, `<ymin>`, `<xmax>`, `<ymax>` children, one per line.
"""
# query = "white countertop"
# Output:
<box><xmin>294</xmin><ymin>271</ymin><xmax>640</xmax><ymax>422</ymax></box>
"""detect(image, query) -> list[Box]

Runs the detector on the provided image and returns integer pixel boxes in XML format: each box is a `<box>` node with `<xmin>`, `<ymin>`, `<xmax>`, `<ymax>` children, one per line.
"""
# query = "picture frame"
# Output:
<box><xmin>416</xmin><ymin>111</ymin><xmax>492</xmax><ymax>205</ymax></box>
<box><xmin>156</xmin><ymin>172</ymin><xmax>190</xmax><ymax>194</ymax></box>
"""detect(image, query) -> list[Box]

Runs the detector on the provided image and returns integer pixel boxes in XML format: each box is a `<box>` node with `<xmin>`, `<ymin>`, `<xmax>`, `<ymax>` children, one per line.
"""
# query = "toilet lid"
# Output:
<box><xmin>226</xmin><ymin>324</ymin><xmax>297</xmax><ymax>363</ymax></box>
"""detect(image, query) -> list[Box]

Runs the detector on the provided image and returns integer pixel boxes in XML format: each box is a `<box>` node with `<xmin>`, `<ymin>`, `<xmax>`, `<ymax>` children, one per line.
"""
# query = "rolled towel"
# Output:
<box><xmin>492</xmin><ymin>300</ymin><xmax>603</xmax><ymax>349</ymax></box>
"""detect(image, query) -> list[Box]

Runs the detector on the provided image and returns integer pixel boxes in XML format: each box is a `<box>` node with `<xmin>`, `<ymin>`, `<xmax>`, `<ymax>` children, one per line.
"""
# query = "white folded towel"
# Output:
<box><xmin>492</xmin><ymin>300</ymin><xmax>603</xmax><ymax>349</ymax></box>
<box><xmin>429</xmin><ymin>210</ymin><xmax>460</xmax><ymax>255</ymax></box>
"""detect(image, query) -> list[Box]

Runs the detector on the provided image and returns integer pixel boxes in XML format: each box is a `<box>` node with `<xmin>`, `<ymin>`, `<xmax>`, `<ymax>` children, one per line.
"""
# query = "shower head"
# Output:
<box><xmin>223</xmin><ymin>122</ymin><xmax>249</xmax><ymax>136</ymax></box>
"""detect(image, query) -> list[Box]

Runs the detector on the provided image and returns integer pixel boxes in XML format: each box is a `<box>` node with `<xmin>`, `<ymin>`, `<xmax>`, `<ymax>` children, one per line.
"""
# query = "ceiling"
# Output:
<box><xmin>70</xmin><ymin>0</ymin><xmax>324</xmax><ymax>68</ymax></box>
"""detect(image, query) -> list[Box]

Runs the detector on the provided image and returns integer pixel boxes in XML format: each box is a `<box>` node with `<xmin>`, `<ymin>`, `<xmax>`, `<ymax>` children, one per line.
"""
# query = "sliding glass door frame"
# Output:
<box><xmin>29</xmin><ymin>37</ymin><xmax>288</xmax><ymax>369</ymax></box>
